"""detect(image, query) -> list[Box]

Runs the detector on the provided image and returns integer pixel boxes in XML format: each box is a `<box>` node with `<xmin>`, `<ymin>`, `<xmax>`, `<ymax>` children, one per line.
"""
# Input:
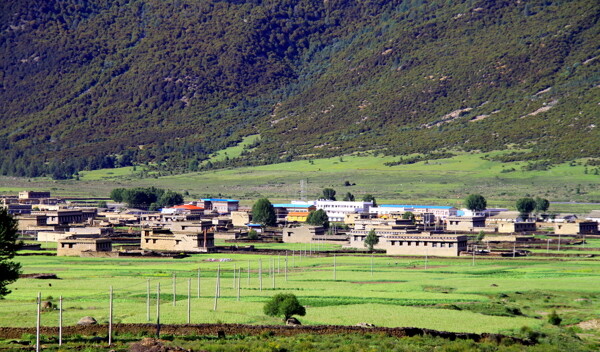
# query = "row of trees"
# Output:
<box><xmin>465</xmin><ymin>194</ymin><xmax>550</xmax><ymax>217</ymax></box>
<box><xmin>321</xmin><ymin>188</ymin><xmax>377</xmax><ymax>206</ymax></box>
<box><xmin>110</xmin><ymin>187</ymin><xmax>183</xmax><ymax>210</ymax></box>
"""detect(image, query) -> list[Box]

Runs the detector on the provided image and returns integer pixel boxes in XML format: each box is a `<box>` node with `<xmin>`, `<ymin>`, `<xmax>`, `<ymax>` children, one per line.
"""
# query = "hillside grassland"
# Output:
<box><xmin>2</xmin><ymin>151</ymin><xmax>599</xmax><ymax>213</ymax></box>
<box><xmin>2</xmin><ymin>253</ymin><xmax>600</xmax><ymax>338</ymax></box>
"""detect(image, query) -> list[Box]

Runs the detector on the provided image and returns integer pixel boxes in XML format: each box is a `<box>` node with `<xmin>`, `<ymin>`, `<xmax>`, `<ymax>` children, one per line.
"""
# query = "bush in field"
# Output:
<box><xmin>548</xmin><ymin>310</ymin><xmax>562</xmax><ymax>326</ymax></box>
<box><xmin>264</xmin><ymin>293</ymin><xmax>306</xmax><ymax>321</ymax></box>
<box><xmin>247</xmin><ymin>230</ymin><xmax>259</xmax><ymax>240</ymax></box>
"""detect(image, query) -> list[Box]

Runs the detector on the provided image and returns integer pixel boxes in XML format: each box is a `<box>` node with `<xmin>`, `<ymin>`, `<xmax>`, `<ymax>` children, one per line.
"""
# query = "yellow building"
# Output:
<box><xmin>286</xmin><ymin>211</ymin><xmax>310</xmax><ymax>222</ymax></box>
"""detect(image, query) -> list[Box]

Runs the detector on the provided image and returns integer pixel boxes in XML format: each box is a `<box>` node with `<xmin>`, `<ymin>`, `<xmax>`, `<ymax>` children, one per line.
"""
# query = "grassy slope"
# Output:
<box><xmin>2</xmin><ymin>151</ymin><xmax>598</xmax><ymax>213</ymax></box>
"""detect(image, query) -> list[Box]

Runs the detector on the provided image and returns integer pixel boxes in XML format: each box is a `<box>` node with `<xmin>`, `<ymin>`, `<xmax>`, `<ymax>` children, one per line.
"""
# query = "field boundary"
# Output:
<box><xmin>0</xmin><ymin>323</ymin><xmax>532</xmax><ymax>345</ymax></box>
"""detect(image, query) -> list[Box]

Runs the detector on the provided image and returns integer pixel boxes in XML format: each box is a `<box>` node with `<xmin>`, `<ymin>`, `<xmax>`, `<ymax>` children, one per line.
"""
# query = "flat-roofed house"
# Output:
<box><xmin>141</xmin><ymin>220</ymin><xmax>215</xmax><ymax>252</ymax></box>
<box><xmin>57</xmin><ymin>237</ymin><xmax>112</xmax><ymax>256</ymax></box>
<box><xmin>201</xmin><ymin>199</ymin><xmax>239</xmax><ymax>214</ymax></box>
<box><xmin>554</xmin><ymin>221</ymin><xmax>599</xmax><ymax>235</ymax></box>
<box><xmin>282</xmin><ymin>225</ymin><xmax>326</xmax><ymax>243</ymax></box>
<box><xmin>446</xmin><ymin>216</ymin><xmax>488</xmax><ymax>232</ymax></box>
<box><xmin>273</xmin><ymin>204</ymin><xmax>316</xmax><ymax>223</ymax></box>
<box><xmin>286</xmin><ymin>212</ymin><xmax>310</xmax><ymax>222</ymax></box>
<box><xmin>384</xmin><ymin>233</ymin><xmax>468</xmax><ymax>256</ymax></box>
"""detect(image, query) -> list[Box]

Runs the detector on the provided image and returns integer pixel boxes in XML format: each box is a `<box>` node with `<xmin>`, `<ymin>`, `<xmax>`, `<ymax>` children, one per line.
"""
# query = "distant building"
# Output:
<box><xmin>201</xmin><ymin>199</ymin><xmax>239</xmax><ymax>214</ymax></box>
<box><xmin>273</xmin><ymin>204</ymin><xmax>316</xmax><ymax>222</ymax></box>
<box><xmin>19</xmin><ymin>191</ymin><xmax>51</xmax><ymax>199</ymax></box>
<box><xmin>57</xmin><ymin>237</ymin><xmax>112</xmax><ymax>257</ymax></box>
<box><xmin>554</xmin><ymin>221</ymin><xmax>599</xmax><ymax>235</ymax></box>
<box><xmin>286</xmin><ymin>212</ymin><xmax>310</xmax><ymax>223</ymax></box>
<box><xmin>141</xmin><ymin>221</ymin><xmax>215</xmax><ymax>252</ymax></box>
<box><xmin>231</xmin><ymin>211</ymin><xmax>251</xmax><ymax>227</ymax></box>
<box><xmin>383</xmin><ymin>233</ymin><xmax>468</xmax><ymax>257</ymax></box>
<box><xmin>288</xmin><ymin>200</ymin><xmax>372</xmax><ymax>222</ymax></box>
<box><xmin>495</xmin><ymin>221</ymin><xmax>536</xmax><ymax>234</ymax></box>
<box><xmin>282</xmin><ymin>225</ymin><xmax>326</xmax><ymax>243</ymax></box>
<box><xmin>371</xmin><ymin>205</ymin><xmax>458</xmax><ymax>220</ymax></box>
<box><xmin>161</xmin><ymin>204</ymin><xmax>204</xmax><ymax>215</ymax></box>
<box><xmin>446</xmin><ymin>216</ymin><xmax>487</xmax><ymax>232</ymax></box>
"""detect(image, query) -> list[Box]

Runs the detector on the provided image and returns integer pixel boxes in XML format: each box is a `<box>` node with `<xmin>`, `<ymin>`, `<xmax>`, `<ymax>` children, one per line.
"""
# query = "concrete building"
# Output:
<box><xmin>384</xmin><ymin>233</ymin><xmax>468</xmax><ymax>256</ymax></box>
<box><xmin>231</xmin><ymin>211</ymin><xmax>251</xmax><ymax>227</ymax></box>
<box><xmin>286</xmin><ymin>212</ymin><xmax>310</xmax><ymax>222</ymax></box>
<box><xmin>19</xmin><ymin>191</ymin><xmax>51</xmax><ymax>199</ymax></box>
<box><xmin>57</xmin><ymin>237</ymin><xmax>112</xmax><ymax>256</ymax></box>
<box><xmin>141</xmin><ymin>223</ymin><xmax>215</xmax><ymax>252</ymax></box>
<box><xmin>41</xmin><ymin>210</ymin><xmax>85</xmax><ymax>225</ymax></box>
<box><xmin>371</xmin><ymin>205</ymin><xmax>458</xmax><ymax>220</ymax></box>
<box><xmin>201</xmin><ymin>199</ymin><xmax>239</xmax><ymax>214</ymax></box>
<box><xmin>554</xmin><ymin>221</ymin><xmax>599</xmax><ymax>235</ymax></box>
<box><xmin>446</xmin><ymin>216</ymin><xmax>487</xmax><ymax>232</ymax></box>
<box><xmin>282</xmin><ymin>225</ymin><xmax>326</xmax><ymax>243</ymax></box>
<box><xmin>495</xmin><ymin>221</ymin><xmax>537</xmax><ymax>234</ymax></box>
<box><xmin>273</xmin><ymin>204</ymin><xmax>317</xmax><ymax>222</ymax></box>
<box><xmin>288</xmin><ymin>200</ymin><xmax>372</xmax><ymax>222</ymax></box>
<box><xmin>3</xmin><ymin>204</ymin><xmax>32</xmax><ymax>215</ymax></box>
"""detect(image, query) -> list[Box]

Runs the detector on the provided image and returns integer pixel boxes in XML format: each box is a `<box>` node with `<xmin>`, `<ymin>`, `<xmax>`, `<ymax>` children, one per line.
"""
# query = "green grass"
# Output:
<box><xmin>2</xmin><ymin>151</ymin><xmax>599</xmax><ymax>213</ymax></box>
<box><xmin>203</xmin><ymin>135</ymin><xmax>260</xmax><ymax>165</ymax></box>
<box><xmin>2</xmin><ymin>253</ymin><xmax>600</xmax><ymax>336</ymax></box>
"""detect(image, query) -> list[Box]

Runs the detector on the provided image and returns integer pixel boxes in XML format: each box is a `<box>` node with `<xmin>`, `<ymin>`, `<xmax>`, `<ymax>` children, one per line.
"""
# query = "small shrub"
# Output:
<box><xmin>548</xmin><ymin>310</ymin><xmax>562</xmax><ymax>326</ymax></box>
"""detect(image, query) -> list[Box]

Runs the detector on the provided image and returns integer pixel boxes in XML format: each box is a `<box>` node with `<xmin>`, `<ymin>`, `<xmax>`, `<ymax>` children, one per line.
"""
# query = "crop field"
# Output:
<box><xmin>1</xmin><ymin>151</ymin><xmax>599</xmax><ymax>214</ymax></box>
<box><xmin>2</xmin><ymin>251</ymin><xmax>600</xmax><ymax>338</ymax></box>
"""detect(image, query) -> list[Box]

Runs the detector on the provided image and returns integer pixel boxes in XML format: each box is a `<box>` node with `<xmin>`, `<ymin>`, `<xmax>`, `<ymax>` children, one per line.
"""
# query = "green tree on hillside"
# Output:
<box><xmin>322</xmin><ymin>188</ymin><xmax>336</xmax><ymax>200</ymax></box>
<box><xmin>264</xmin><ymin>293</ymin><xmax>306</xmax><ymax>321</ymax></box>
<box><xmin>252</xmin><ymin>198</ymin><xmax>276</xmax><ymax>226</ymax></box>
<box><xmin>465</xmin><ymin>194</ymin><xmax>487</xmax><ymax>212</ymax></box>
<box><xmin>364</xmin><ymin>229</ymin><xmax>379</xmax><ymax>252</ymax></box>
<box><xmin>158</xmin><ymin>191</ymin><xmax>184</xmax><ymax>208</ymax></box>
<box><xmin>535</xmin><ymin>197</ymin><xmax>550</xmax><ymax>213</ymax></box>
<box><xmin>0</xmin><ymin>208</ymin><xmax>22</xmax><ymax>298</ymax></box>
<box><xmin>306</xmin><ymin>209</ymin><xmax>329</xmax><ymax>228</ymax></box>
<box><xmin>343</xmin><ymin>192</ymin><xmax>355</xmax><ymax>201</ymax></box>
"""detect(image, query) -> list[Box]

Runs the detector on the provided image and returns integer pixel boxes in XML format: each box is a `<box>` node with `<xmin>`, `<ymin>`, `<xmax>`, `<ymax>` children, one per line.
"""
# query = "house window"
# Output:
<box><xmin>440</xmin><ymin>243</ymin><xmax>445</xmax><ymax>247</ymax></box>
<box><xmin>432</xmin><ymin>242</ymin><xmax>437</xmax><ymax>247</ymax></box>
<box><xmin>449</xmin><ymin>243</ymin><xmax>454</xmax><ymax>248</ymax></box>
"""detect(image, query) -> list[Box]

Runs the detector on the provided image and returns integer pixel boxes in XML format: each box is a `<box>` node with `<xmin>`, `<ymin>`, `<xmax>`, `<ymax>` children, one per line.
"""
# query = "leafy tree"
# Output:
<box><xmin>535</xmin><ymin>197</ymin><xmax>550</xmax><ymax>213</ymax></box>
<box><xmin>0</xmin><ymin>208</ymin><xmax>22</xmax><ymax>298</ymax></box>
<box><xmin>343</xmin><ymin>192</ymin><xmax>355</xmax><ymax>201</ymax></box>
<box><xmin>364</xmin><ymin>229</ymin><xmax>379</xmax><ymax>252</ymax></box>
<box><xmin>158</xmin><ymin>191</ymin><xmax>184</xmax><ymax>208</ymax></box>
<box><xmin>252</xmin><ymin>198</ymin><xmax>276</xmax><ymax>226</ymax></box>
<box><xmin>465</xmin><ymin>194</ymin><xmax>487</xmax><ymax>212</ymax></box>
<box><xmin>306</xmin><ymin>209</ymin><xmax>329</xmax><ymax>228</ymax></box>
<box><xmin>516</xmin><ymin>197</ymin><xmax>536</xmax><ymax>216</ymax></box>
<box><xmin>97</xmin><ymin>201</ymin><xmax>108</xmax><ymax>208</ymax></box>
<box><xmin>322</xmin><ymin>188</ymin><xmax>336</xmax><ymax>201</ymax></box>
<box><xmin>363</xmin><ymin>194</ymin><xmax>377</xmax><ymax>207</ymax></box>
<box><xmin>476</xmin><ymin>231</ymin><xmax>485</xmax><ymax>242</ymax></box>
<box><xmin>402</xmin><ymin>211</ymin><xmax>415</xmax><ymax>221</ymax></box>
<box><xmin>263</xmin><ymin>293</ymin><xmax>306</xmax><ymax>321</ymax></box>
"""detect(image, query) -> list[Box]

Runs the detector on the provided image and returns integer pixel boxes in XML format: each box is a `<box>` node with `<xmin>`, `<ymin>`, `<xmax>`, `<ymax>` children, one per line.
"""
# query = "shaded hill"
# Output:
<box><xmin>1</xmin><ymin>0</ymin><xmax>599</xmax><ymax>178</ymax></box>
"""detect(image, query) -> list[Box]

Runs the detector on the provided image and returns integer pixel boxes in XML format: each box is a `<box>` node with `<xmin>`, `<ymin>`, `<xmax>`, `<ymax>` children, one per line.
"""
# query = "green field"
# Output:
<box><xmin>1</xmin><ymin>152</ymin><xmax>599</xmax><ymax>214</ymax></box>
<box><xmin>3</xmin><ymin>252</ymin><xmax>600</xmax><ymax>336</ymax></box>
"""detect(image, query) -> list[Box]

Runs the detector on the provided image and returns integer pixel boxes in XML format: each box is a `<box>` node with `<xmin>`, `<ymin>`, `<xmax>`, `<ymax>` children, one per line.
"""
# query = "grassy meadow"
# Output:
<box><xmin>3</xmin><ymin>252</ymin><xmax>600</xmax><ymax>337</ymax></box>
<box><xmin>1</xmin><ymin>151</ymin><xmax>599</xmax><ymax>214</ymax></box>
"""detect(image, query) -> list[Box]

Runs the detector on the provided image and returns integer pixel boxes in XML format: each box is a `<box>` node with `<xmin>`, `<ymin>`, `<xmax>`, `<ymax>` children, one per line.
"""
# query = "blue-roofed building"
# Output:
<box><xmin>201</xmin><ymin>198</ymin><xmax>239</xmax><ymax>214</ymax></box>
<box><xmin>371</xmin><ymin>204</ymin><xmax>458</xmax><ymax>220</ymax></box>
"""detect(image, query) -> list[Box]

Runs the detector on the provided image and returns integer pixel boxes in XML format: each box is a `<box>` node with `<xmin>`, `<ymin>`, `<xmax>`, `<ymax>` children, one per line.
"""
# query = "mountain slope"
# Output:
<box><xmin>1</xmin><ymin>0</ymin><xmax>599</xmax><ymax>178</ymax></box>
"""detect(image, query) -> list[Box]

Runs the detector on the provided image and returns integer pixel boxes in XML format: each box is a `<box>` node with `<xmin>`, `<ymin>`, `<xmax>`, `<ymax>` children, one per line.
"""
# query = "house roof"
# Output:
<box><xmin>379</xmin><ymin>205</ymin><xmax>456</xmax><ymax>210</ymax></box>
<box><xmin>173</xmin><ymin>204</ymin><xmax>204</xmax><ymax>210</ymax></box>
<box><xmin>201</xmin><ymin>198</ymin><xmax>238</xmax><ymax>202</ymax></box>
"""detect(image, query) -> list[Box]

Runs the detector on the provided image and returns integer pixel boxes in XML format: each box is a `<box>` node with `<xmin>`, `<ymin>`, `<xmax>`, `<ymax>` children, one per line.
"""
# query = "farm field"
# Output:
<box><xmin>2</xmin><ymin>252</ymin><xmax>600</xmax><ymax>336</ymax></box>
<box><xmin>1</xmin><ymin>152</ymin><xmax>599</xmax><ymax>214</ymax></box>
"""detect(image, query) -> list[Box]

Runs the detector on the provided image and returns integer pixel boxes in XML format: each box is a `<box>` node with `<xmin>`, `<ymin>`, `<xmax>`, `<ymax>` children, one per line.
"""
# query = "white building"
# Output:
<box><xmin>370</xmin><ymin>205</ymin><xmax>458</xmax><ymax>220</ymax></box>
<box><xmin>292</xmin><ymin>200</ymin><xmax>372</xmax><ymax>222</ymax></box>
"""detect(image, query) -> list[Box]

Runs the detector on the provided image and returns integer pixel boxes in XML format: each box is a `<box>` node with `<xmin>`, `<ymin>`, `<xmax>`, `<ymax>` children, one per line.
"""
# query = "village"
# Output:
<box><xmin>2</xmin><ymin>190</ymin><xmax>599</xmax><ymax>258</ymax></box>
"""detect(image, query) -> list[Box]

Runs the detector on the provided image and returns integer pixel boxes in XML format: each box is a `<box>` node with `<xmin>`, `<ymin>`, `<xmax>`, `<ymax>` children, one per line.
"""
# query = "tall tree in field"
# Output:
<box><xmin>322</xmin><ymin>188</ymin><xmax>336</xmax><ymax>200</ymax></box>
<box><xmin>264</xmin><ymin>293</ymin><xmax>306</xmax><ymax>321</ymax></box>
<box><xmin>252</xmin><ymin>198</ymin><xmax>276</xmax><ymax>226</ymax></box>
<box><xmin>0</xmin><ymin>208</ymin><xmax>22</xmax><ymax>298</ymax></box>
<box><xmin>516</xmin><ymin>197</ymin><xmax>536</xmax><ymax>219</ymax></box>
<box><xmin>364</xmin><ymin>229</ymin><xmax>379</xmax><ymax>252</ymax></box>
<box><xmin>465</xmin><ymin>194</ymin><xmax>487</xmax><ymax>212</ymax></box>
<box><xmin>535</xmin><ymin>197</ymin><xmax>550</xmax><ymax>213</ymax></box>
<box><xmin>306</xmin><ymin>209</ymin><xmax>329</xmax><ymax>228</ymax></box>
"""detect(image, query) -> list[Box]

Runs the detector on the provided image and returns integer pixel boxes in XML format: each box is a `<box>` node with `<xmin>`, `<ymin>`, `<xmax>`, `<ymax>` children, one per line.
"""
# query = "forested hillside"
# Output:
<box><xmin>1</xmin><ymin>0</ymin><xmax>598</xmax><ymax>178</ymax></box>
